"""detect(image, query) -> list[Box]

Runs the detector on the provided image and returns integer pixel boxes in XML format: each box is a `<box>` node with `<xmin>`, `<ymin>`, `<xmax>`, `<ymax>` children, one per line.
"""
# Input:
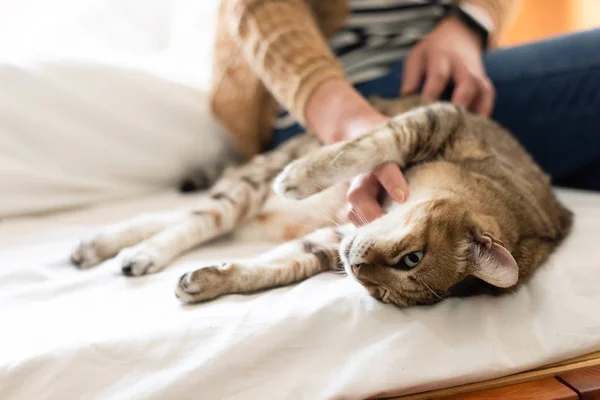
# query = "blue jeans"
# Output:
<box><xmin>271</xmin><ymin>29</ymin><xmax>600</xmax><ymax>191</ymax></box>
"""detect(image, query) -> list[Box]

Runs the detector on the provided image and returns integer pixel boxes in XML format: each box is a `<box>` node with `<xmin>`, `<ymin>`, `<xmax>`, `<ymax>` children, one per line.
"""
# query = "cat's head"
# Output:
<box><xmin>340</xmin><ymin>196</ymin><xmax>519</xmax><ymax>307</ymax></box>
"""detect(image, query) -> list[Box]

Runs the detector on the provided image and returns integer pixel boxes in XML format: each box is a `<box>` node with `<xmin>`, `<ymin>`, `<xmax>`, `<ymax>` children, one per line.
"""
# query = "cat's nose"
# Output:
<box><xmin>346</xmin><ymin>246</ymin><xmax>369</xmax><ymax>266</ymax></box>
<box><xmin>351</xmin><ymin>264</ymin><xmax>364</xmax><ymax>276</ymax></box>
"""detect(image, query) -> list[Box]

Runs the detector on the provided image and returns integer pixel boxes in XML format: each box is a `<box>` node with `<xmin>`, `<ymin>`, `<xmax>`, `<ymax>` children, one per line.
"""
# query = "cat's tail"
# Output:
<box><xmin>556</xmin><ymin>201</ymin><xmax>574</xmax><ymax>240</ymax></box>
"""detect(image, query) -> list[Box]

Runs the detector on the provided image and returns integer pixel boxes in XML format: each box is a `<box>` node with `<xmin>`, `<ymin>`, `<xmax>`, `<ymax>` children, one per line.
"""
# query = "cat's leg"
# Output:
<box><xmin>120</xmin><ymin>179</ymin><xmax>349</xmax><ymax>277</ymax></box>
<box><xmin>70</xmin><ymin>133</ymin><xmax>321</xmax><ymax>275</ymax></box>
<box><xmin>175</xmin><ymin>223</ymin><xmax>355</xmax><ymax>303</ymax></box>
<box><xmin>71</xmin><ymin>211</ymin><xmax>187</xmax><ymax>269</ymax></box>
<box><xmin>237</xmin><ymin>181</ymin><xmax>350</xmax><ymax>243</ymax></box>
<box><xmin>274</xmin><ymin>103</ymin><xmax>465</xmax><ymax>199</ymax></box>
<box><xmin>118</xmin><ymin>209</ymin><xmax>235</xmax><ymax>276</ymax></box>
<box><xmin>117</xmin><ymin>134</ymin><xmax>322</xmax><ymax>276</ymax></box>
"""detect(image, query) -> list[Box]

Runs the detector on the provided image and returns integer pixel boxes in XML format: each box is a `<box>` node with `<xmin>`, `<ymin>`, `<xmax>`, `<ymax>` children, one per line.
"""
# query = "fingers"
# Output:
<box><xmin>402</xmin><ymin>48</ymin><xmax>495</xmax><ymax>117</ymax></box>
<box><xmin>450</xmin><ymin>68</ymin><xmax>478</xmax><ymax>110</ymax></box>
<box><xmin>346</xmin><ymin>163</ymin><xmax>409</xmax><ymax>226</ymax></box>
<box><xmin>401</xmin><ymin>47</ymin><xmax>425</xmax><ymax>95</ymax></box>
<box><xmin>373</xmin><ymin>163</ymin><xmax>408</xmax><ymax>203</ymax></box>
<box><xmin>473</xmin><ymin>76</ymin><xmax>495</xmax><ymax>117</ymax></box>
<box><xmin>346</xmin><ymin>201</ymin><xmax>382</xmax><ymax>226</ymax></box>
<box><xmin>451</xmin><ymin>65</ymin><xmax>495</xmax><ymax>117</ymax></box>
<box><xmin>421</xmin><ymin>53</ymin><xmax>451</xmax><ymax>102</ymax></box>
<box><xmin>346</xmin><ymin>173</ymin><xmax>383</xmax><ymax>226</ymax></box>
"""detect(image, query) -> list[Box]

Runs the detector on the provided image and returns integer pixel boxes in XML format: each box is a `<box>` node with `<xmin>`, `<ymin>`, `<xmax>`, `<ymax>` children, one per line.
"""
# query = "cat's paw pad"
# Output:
<box><xmin>273</xmin><ymin>163</ymin><xmax>321</xmax><ymax>200</ymax></box>
<box><xmin>120</xmin><ymin>250</ymin><xmax>162</xmax><ymax>276</ymax></box>
<box><xmin>70</xmin><ymin>240</ymin><xmax>105</xmax><ymax>269</ymax></box>
<box><xmin>175</xmin><ymin>264</ymin><xmax>233</xmax><ymax>303</ymax></box>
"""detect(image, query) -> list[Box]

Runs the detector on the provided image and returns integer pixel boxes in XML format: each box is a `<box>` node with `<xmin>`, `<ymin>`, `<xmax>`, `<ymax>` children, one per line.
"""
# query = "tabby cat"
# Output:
<box><xmin>70</xmin><ymin>97</ymin><xmax>573</xmax><ymax>307</ymax></box>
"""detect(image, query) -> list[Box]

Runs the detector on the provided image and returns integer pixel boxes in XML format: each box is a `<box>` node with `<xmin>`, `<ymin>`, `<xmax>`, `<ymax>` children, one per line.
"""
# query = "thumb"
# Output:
<box><xmin>373</xmin><ymin>163</ymin><xmax>409</xmax><ymax>203</ymax></box>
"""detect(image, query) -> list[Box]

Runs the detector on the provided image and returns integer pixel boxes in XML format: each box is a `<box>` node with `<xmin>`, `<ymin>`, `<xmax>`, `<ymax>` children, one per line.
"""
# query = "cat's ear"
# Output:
<box><xmin>467</xmin><ymin>213</ymin><xmax>519</xmax><ymax>288</ymax></box>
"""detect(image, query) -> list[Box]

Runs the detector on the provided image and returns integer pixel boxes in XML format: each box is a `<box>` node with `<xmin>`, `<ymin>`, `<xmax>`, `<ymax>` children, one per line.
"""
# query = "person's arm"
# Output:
<box><xmin>305</xmin><ymin>79</ymin><xmax>410</xmax><ymax>224</ymax></box>
<box><xmin>222</xmin><ymin>0</ymin><xmax>409</xmax><ymax>225</ymax></box>
<box><xmin>222</xmin><ymin>0</ymin><xmax>346</xmax><ymax>129</ymax></box>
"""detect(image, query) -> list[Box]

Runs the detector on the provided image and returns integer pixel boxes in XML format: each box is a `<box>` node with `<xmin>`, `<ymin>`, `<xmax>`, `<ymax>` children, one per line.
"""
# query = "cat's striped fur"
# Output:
<box><xmin>71</xmin><ymin>98</ymin><xmax>572</xmax><ymax>308</ymax></box>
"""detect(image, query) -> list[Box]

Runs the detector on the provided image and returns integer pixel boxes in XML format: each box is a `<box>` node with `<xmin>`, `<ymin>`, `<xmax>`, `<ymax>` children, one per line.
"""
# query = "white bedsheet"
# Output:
<box><xmin>2</xmin><ymin>1</ymin><xmax>600</xmax><ymax>398</ymax></box>
<box><xmin>1</xmin><ymin>189</ymin><xmax>600</xmax><ymax>400</ymax></box>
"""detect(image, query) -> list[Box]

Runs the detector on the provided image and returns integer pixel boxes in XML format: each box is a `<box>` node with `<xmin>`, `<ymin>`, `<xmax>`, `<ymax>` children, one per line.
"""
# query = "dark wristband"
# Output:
<box><xmin>447</xmin><ymin>5</ymin><xmax>490</xmax><ymax>50</ymax></box>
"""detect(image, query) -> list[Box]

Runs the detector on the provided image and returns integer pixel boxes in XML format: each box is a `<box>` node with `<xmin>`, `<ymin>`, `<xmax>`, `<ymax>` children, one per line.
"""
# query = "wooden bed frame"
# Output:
<box><xmin>381</xmin><ymin>351</ymin><xmax>600</xmax><ymax>399</ymax></box>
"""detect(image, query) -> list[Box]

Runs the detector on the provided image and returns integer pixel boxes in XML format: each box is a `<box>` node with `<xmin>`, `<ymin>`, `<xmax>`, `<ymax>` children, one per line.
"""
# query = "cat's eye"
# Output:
<box><xmin>393</xmin><ymin>251</ymin><xmax>424</xmax><ymax>271</ymax></box>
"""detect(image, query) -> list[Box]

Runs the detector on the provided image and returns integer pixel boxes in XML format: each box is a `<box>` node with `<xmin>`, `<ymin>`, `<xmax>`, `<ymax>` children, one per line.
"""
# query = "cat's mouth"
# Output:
<box><xmin>352</xmin><ymin>265</ymin><xmax>391</xmax><ymax>303</ymax></box>
<box><xmin>364</xmin><ymin>284</ymin><xmax>391</xmax><ymax>303</ymax></box>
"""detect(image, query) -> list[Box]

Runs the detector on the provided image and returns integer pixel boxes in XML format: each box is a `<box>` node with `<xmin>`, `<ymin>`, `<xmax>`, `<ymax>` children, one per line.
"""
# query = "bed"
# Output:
<box><xmin>1</xmin><ymin>189</ymin><xmax>600</xmax><ymax>400</ymax></box>
<box><xmin>1</xmin><ymin>1</ymin><xmax>600</xmax><ymax>399</ymax></box>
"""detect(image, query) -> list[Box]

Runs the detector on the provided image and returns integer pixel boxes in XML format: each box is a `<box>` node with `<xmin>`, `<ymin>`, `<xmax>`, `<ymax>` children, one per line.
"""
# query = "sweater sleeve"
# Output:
<box><xmin>222</xmin><ymin>0</ymin><xmax>346</xmax><ymax>126</ymax></box>
<box><xmin>459</xmin><ymin>0</ymin><xmax>518</xmax><ymax>44</ymax></box>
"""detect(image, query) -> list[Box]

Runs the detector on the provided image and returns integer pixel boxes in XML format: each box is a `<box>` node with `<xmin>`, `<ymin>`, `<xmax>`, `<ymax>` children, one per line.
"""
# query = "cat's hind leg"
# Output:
<box><xmin>70</xmin><ymin>170</ymin><xmax>270</xmax><ymax>274</ymax></box>
<box><xmin>71</xmin><ymin>184</ymin><xmax>264</xmax><ymax>275</ymax></box>
<box><xmin>118</xmin><ymin>202</ymin><xmax>243</xmax><ymax>276</ymax></box>
<box><xmin>71</xmin><ymin>133</ymin><xmax>321</xmax><ymax>275</ymax></box>
<box><xmin>71</xmin><ymin>211</ymin><xmax>186</xmax><ymax>269</ymax></box>
<box><xmin>115</xmin><ymin>149</ymin><xmax>304</xmax><ymax>276</ymax></box>
<box><xmin>175</xmin><ymin>224</ymin><xmax>355</xmax><ymax>303</ymax></box>
<box><xmin>88</xmin><ymin>176</ymin><xmax>270</xmax><ymax>276</ymax></box>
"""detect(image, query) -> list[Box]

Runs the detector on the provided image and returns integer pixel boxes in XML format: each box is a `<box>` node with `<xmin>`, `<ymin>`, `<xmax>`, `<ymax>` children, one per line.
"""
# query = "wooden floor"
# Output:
<box><xmin>557</xmin><ymin>365</ymin><xmax>600</xmax><ymax>400</ymax></box>
<box><xmin>385</xmin><ymin>352</ymin><xmax>600</xmax><ymax>400</ymax></box>
<box><xmin>442</xmin><ymin>378</ymin><xmax>578</xmax><ymax>400</ymax></box>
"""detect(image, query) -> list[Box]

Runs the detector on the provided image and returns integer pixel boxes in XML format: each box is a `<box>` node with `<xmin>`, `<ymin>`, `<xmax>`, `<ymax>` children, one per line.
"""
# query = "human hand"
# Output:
<box><xmin>345</xmin><ymin>163</ymin><xmax>408</xmax><ymax>225</ymax></box>
<box><xmin>401</xmin><ymin>14</ymin><xmax>495</xmax><ymax>117</ymax></box>
<box><xmin>305</xmin><ymin>80</ymin><xmax>409</xmax><ymax>226</ymax></box>
<box><xmin>343</xmin><ymin>116</ymin><xmax>409</xmax><ymax>226</ymax></box>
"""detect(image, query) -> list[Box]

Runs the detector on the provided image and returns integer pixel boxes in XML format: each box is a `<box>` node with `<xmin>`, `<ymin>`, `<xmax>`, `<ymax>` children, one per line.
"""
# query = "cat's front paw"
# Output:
<box><xmin>273</xmin><ymin>162</ymin><xmax>322</xmax><ymax>200</ymax></box>
<box><xmin>273</xmin><ymin>142</ymin><xmax>349</xmax><ymax>200</ymax></box>
<box><xmin>175</xmin><ymin>264</ymin><xmax>233</xmax><ymax>303</ymax></box>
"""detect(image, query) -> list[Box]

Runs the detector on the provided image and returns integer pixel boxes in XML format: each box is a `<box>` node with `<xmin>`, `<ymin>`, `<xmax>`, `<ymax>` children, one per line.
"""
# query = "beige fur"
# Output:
<box><xmin>71</xmin><ymin>97</ymin><xmax>572</xmax><ymax>308</ymax></box>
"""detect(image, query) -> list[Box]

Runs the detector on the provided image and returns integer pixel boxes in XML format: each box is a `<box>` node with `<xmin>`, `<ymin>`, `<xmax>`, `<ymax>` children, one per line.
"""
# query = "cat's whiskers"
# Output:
<box><xmin>311</xmin><ymin>182</ymin><xmax>370</xmax><ymax>226</ymax></box>
<box><xmin>277</xmin><ymin>217</ymin><xmax>329</xmax><ymax>234</ymax></box>
<box><xmin>282</xmin><ymin>183</ymin><xmax>353</xmax><ymax>226</ymax></box>
<box><xmin>329</xmin><ymin>150</ymin><xmax>345</xmax><ymax>167</ymax></box>
<box><xmin>286</xmin><ymin>201</ymin><xmax>342</xmax><ymax>228</ymax></box>
<box><xmin>321</xmin><ymin>190</ymin><xmax>368</xmax><ymax>225</ymax></box>
<box><xmin>312</xmin><ymin>183</ymin><xmax>372</xmax><ymax>227</ymax></box>
<box><xmin>274</xmin><ymin>186</ymin><xmax>337</xmax><ymax>224</ymax></box>
<box><xmin>307</xmin><ymin>184</ymin><xmax>350</xmax><ymax>226</ymax></box>
<box><xmin>276</xmin><ymin>199</ymin><xmax>345</xmax><ymax>230</ymax></box>
<box><xmin>418</xmin><ymin>276</ymin><xmax>445</xmax><ymax>301</ymax></box>
<box><xmin>350</xmin><ymin>206</ymin><xmax>369</xmax><ymax>226</ymax></box>
<box><xmin>315</xmin><ymin>207</ymin><xmax>342</xmax><ymax>227</ymax></box>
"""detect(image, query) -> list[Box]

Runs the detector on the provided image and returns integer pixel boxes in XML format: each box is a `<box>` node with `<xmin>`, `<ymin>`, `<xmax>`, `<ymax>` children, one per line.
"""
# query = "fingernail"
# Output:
<box><xmin>392</xmin><ymin>189</ymin><xmax>406</xmax><ymax>203</ymax></box>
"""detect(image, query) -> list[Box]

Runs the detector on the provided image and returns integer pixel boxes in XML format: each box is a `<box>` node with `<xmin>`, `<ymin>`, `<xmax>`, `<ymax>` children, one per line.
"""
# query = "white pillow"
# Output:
<box><xmin>0</xmin><ymin>0</ymin><xmax>229</xmax><ymax>218</ymax></box>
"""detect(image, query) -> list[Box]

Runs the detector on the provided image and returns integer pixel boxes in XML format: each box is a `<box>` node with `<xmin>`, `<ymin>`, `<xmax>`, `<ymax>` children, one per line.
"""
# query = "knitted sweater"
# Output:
<box><xmin>210</xmin><ymin>0</ymin><xmax>516</xmax><ymax>158</ymax></box>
